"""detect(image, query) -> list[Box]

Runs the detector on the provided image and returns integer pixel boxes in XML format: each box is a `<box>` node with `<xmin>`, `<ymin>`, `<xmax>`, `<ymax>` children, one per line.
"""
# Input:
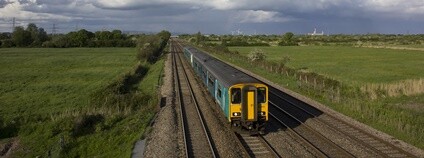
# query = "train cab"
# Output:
<box><xmin>229</xmin><ymin>83</ymin><xmax>268</xmax><ymax>132</ymax></box>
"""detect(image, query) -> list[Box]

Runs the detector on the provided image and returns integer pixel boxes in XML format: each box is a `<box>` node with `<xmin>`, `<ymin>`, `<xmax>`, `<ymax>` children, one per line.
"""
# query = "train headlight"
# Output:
<box><xmin>261</xmin><ymin>111</ymin><xmax>266</xmax><ymax>116</ymax></box>
<box><xmin>232</xmin><ymin>112</ymin><xmax>241</xmax><ymax>116</ymax></box>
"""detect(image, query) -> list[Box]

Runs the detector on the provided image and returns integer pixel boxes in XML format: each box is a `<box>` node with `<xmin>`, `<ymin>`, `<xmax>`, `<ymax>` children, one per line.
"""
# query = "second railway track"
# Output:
<box><xmin>269</xmin><ymin>87</ymin><xmax>417</xmax><ymax>157</ymax></box>
<box><xmin>172</xmin><ymin>42</ymin><xmax>217</xmax><ymax>158</ymax></box>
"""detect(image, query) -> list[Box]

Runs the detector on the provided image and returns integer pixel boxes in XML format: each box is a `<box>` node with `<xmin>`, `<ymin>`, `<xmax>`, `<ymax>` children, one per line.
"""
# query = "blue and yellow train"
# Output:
<box><xmin>183</xmin><ymin>46</ymin><xmax>268</xmax><ymax>132</ymax></box>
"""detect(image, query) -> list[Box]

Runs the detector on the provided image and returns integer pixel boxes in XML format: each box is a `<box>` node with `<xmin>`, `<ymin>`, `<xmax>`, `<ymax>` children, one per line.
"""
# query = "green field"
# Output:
<box><xmin>0</xmin><ymin>48</ymin><xmax>163</xmax><ymax>157</ymax></box>
<box><xmin>0</xmin><ymin>48</ymin><xmax>136</xmax><ymax>118</ymax></box>
<box><xmin>230</xmin><ymin>46</ymin><xmax>424</xmax><ymax>84</ymax></box>
<box><xmin>391</xmin><ymin>45</ymin><xmax>424</xmax><ymax>48</ymax></box>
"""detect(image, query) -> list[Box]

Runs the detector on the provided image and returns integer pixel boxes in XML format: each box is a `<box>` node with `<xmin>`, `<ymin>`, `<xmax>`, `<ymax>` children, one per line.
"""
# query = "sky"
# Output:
<box><xmin>1</xmin><ymin>0</ymin><xmax>424</xmax><ymax>35</ymax></box>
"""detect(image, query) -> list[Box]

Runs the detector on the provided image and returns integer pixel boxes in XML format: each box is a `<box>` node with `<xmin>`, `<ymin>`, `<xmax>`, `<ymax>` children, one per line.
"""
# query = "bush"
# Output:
<box><xmin>248</xmin><ymin>48</ymin><xmax>266</xmax><ymax>62</ymax></box>
<box><xmin>1</xmin><ymin>39</ymin><xmax>14</xmax><ymax>48</ymax></box>
<box><xmin>136</xmin><ymin>31</ymin><xmax>170</xmax><ymax>63</ymax></box>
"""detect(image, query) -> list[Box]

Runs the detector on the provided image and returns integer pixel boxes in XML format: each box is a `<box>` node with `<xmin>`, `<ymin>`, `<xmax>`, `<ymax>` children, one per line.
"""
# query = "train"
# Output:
<box><xmin>182</xmin><ymin>46</ymin><xmax>268</xmax><ymax>132</ymax></box>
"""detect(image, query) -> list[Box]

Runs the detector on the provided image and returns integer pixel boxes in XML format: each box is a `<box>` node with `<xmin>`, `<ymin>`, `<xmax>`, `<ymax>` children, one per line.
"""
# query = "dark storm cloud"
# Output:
<box><xmin>1</xmin><ymin>0</ymin><xmax>424</xmax><ymax>34</ymax></box>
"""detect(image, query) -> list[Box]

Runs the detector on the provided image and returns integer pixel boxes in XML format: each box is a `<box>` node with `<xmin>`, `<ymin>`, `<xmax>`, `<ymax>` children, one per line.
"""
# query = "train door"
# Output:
<box><xmin>190</xmin><ymin>52</ymin><xmax>193</xmax><ymax>66</ymax></box>
<box><xmin>241</xmin><ymin>86</ymin><xmax>257</xmax><ymax>122</ymax></box>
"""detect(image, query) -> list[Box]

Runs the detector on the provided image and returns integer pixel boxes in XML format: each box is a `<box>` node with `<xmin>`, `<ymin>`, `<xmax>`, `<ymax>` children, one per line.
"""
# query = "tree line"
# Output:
<box><xmin>0</xmin><ymin>23</ymin><xmax>137</xmax><ymax>48</ymax></box>
<box><xmin>179</xmin><ymin>32</ymin><xmax>424</xmax><ymax>47</ymax></box>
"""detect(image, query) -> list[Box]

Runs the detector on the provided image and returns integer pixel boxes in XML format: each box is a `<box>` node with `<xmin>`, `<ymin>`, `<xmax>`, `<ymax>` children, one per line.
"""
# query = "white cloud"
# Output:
<box><xmin>0</xmin><ymin>0</ymin><xmax>73</xmax><ymax>21</ymax></box>
<box><xmin>87</xmin><ymin>0</ymin><xmax>342</xmax><ymax>11</ymax></box>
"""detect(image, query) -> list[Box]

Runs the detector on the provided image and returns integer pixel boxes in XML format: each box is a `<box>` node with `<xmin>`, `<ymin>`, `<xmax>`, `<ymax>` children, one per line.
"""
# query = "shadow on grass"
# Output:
<box><xmin>0</xmin><ymin>118</ymin><xmax>20</xmax><ymax>139</ymax></box>
<box><xmin>72</xmin><ymin>114</ymin><xmax>104</xmax><ymax>137</ymax></box>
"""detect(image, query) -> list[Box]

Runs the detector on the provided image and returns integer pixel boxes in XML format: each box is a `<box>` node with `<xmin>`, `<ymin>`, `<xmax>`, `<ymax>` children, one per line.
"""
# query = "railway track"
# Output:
<box><xmin>269</xmin><ymin>87</ymin><xmax>417</xmax><ymax>157</ymax></box>
<box><xmin>269</xmin><ymin>104</ymin><xmax>354</xmax><ymax>157</ymax></box>
<box><xmin>236</xmin><ymin>133</ymin><xmax>280</xmax><ymax>158</ymax></box>
<box><xmin>172</xmin><ymin>42</ymin><xmax>217</xmax><ymax>158</ymax></box>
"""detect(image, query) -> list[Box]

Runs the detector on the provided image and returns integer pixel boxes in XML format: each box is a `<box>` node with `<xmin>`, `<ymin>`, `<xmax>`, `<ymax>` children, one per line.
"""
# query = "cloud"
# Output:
<box><xmin>0</xmin><ymin>0</ymin><xmax>73</xmax><ymax>21</ymax></box>
<box><xmin>88</xmin><ymin>0</ymin><xmax>189</xmax><ymax>10</ymax></box>
<box><xmin>1</xmin><ymin>0</ymin><xmax>424</xmax><ymax>33</ymax></box>
<box><xmin>360</xmin><ymin>0</ymin><xmax>424</xmax><ymax>17</ymax></box>
<box><xmin>234</xmin><ymin>10</ymin><xmax>294</xmax><ymax>23</ymax></box>
<box><xmin>0</xmin><ymin>0</ymin><xmax>14</xmax><ymax>8</ymax></box>
<box><xmin>85</xmin><ymin>0</ymin><xmax>424</xmax><ymax>21</ymax></box>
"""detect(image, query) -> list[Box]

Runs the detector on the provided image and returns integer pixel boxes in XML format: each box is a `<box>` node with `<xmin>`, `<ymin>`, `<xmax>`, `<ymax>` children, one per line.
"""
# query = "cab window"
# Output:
<box><xmin>231</xmin><ymin>88</ymin><xmax>241</xmax><ymax>104</ymax></box>
<box><xmin>258</xmin><ymin>87</ymin><xmax>266</xmax><ymax>103</ymax></box>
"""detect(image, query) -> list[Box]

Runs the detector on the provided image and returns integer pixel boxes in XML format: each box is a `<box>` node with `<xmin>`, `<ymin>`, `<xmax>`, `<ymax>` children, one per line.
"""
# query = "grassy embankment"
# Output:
<box><xmin>0</xmin><ymin>47</ymin><xmax>166</xmax><ymax>157</ymax></box>
<box><xmin>203</xmin><ymin>45</ymin><xmax>423</xmax><ymax>149</ymax></box>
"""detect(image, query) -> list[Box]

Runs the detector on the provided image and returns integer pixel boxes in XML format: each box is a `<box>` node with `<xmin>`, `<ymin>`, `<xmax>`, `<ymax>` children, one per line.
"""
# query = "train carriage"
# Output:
<box><xmin>183</xmin><ymin>46</ymin><xmax>268</xmax><ymax>132</ymax></box>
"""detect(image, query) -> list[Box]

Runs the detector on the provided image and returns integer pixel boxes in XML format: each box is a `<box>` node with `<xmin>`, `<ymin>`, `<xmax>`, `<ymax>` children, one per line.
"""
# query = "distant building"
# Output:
<box><xmin>170</xmin><ymin>35</ymin><xmax>179</xmax><ymax>38</ymax></box>
<box><xmin>308</xmin><ymin>28</ymin><xmax>324</xmax><ymax>36</ymax></box>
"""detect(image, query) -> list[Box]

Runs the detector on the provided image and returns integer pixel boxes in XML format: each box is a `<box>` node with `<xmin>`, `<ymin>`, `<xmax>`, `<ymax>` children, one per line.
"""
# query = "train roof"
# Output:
<box><xmin>184</xmin><ymin>46</ymin><xmax>261</xmax><ymax>87</ymax></box>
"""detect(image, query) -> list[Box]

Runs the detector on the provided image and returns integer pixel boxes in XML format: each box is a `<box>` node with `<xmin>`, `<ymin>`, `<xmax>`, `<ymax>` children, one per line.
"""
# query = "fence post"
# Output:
<box><xmin>305</xmin><ymin>75</ymin><xmax>308</xmax><ymax>83</ymax></box>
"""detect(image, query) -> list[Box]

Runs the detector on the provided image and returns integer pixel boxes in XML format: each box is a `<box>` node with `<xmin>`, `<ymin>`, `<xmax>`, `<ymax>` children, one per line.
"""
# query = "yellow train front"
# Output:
<box><xmin>229</xmin><ymin>83</ymin><xmax>268</xmax><ymax>132</ymax></box>
<box><xmin>183</xmin><ymin>46</ymin><xmax>268</xmax><ymax>133</ymax></box>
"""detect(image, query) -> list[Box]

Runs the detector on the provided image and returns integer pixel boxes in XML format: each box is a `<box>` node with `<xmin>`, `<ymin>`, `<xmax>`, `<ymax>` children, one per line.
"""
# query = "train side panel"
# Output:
<box><xmin>223</xmin><ymin>87</ymin><xmax>230</xmax><ymax>118</ymax></box>
<box><xmin>215</xmin><ymin>80</ymin><xmax>221</xmax><ymax>106</ymax></box>
<box><xmin>207</xmin><ymin>72</ymin><xmax>215</xmax><ymax>98</ymax></box>
<box><xmin>214</xmin><ymin>81</ymin><xmax>229</xmax><ymax>118</ymax></box>
<box><xmin>184</xmin><ymin>48</ymin><xmax>231</xmax><ymax>119</ymax></box>
<box><xmin>183</xmin><ymin>48</ymin><xmax>193</xmax><ymax>67</ymax></box>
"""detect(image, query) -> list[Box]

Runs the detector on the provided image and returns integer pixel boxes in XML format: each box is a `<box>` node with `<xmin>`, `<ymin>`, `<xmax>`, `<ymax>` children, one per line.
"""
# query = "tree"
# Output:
<box><xmin>96</xmin><ymin>31</ymin><xmax>113</xmax><ymax>40</ymax></box>
<box><xmin>0</xmin><ymin>33</ymin><xmax>11</xmax><ymax>40</ymax></box>
<box><xmin>279</xmin><ymin>32</ymin><xmax>298</xmax><ymax>46</ymax></box>
<box><xmin>52</xmin><ymin>35</ymin><xmax>71</xmax><ymax>48</ymax></box>
<box><xmin>26</xmin><ymin>23</ymin><xmax>38</xmax><ymax>45</ymax></box>
<box><xmin>1</xmin><ymin>39</ymin><xmax>14</xmax><ymax>48</ymax></box>
<box><xmin>157</xmin><ymin>30</ymin><xmax>171</xmax><ymax>40</ymax></box>
<box><xmin>12</xmin><ymin>26</ymin><xmax>32</xmax><ymax>47</ymax></box>
<box><xmin>196</xmin><ymin>31</ymin><xmax>204</xmax><ymax>45</ymax></box>
<box><xmin>67</xmin><ymin>29</ymin><xmax>94</xmax><ymax>47</ymax></box>
<box><xmin>283</xmin><ymin>32</ymin><xmax>294</xmax><ymax>42</ymax></box>
<box><xmin>157</xmin><ymin>30</ymin><xmax>171</xmax><ymax>48</ymax></box>
<box><xmin>112</xmin><ymin>30</ymin><xmax>123</xmax><ymax>39</ymax></box>
<box><xmin>37</xmin><ymin>28</ymin><xmax>49</xmax><ymax>43</ymax></box>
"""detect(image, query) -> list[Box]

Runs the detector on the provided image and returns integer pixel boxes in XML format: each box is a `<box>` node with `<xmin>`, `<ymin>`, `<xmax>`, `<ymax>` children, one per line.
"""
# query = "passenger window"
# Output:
<box><xmin>258</xmin><ymin>87</ymin><xmax>266</xmax><ymax>103</ymax></box>
<box><xmin>208</xmin><ymin>78</ymin><xmax>214</xmax><ymax>87</ymax></box>
<box><xmin>231</xmin><ymin>88</ymin><xmax>241</xmax><ymax>104</ymax></box>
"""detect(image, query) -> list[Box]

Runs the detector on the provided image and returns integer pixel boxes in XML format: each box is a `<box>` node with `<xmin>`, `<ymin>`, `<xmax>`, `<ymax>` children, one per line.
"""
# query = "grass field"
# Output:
<box><xmin>0</xmin><ymin>48</ymin><xmax>164</xmax><ymax>157</ymax></box>
<box><xmin>0</xmin><ymin>48</ymin><xmax>136</xmax><ymax>119</ymax></box>
<box><xmin>391</xmin><ymin>45</ymin><xmax>424</xmax><ymax>48</ymax></box>
<box><xmin>230</xmin><ymin>46</ymin><xmax>424</xmax><ymax>84</ymax></box>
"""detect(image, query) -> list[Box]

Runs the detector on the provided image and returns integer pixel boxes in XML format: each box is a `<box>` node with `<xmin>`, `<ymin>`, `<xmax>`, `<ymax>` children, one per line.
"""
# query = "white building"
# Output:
<box><xmin>308</xmin><ymin>28</ymin><xmax>324</xmax><ymax>36</ymax></box>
